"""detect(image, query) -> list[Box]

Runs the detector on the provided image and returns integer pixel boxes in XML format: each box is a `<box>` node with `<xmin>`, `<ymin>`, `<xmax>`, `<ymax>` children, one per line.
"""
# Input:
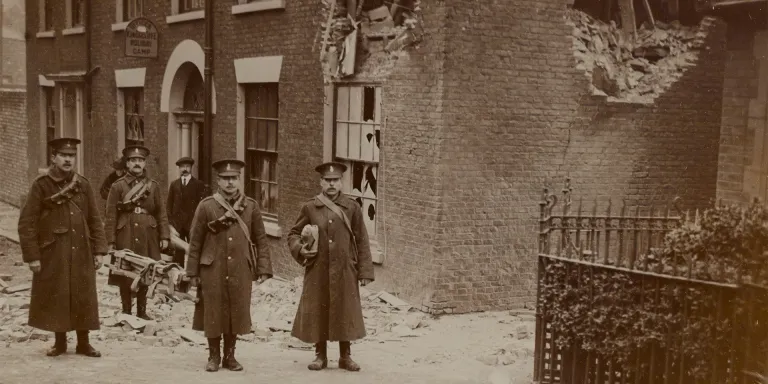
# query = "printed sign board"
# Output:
<box><xmin>124</xmin><ymin>17</ymin><xmax>159</xmax><ymax>59</ymax></box>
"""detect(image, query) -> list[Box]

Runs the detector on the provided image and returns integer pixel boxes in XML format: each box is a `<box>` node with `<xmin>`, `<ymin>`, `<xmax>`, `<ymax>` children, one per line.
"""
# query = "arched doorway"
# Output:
<box><xmin>160</xmin><ymin>39</ymin><xmax>217</xmax><ymax>187</ymax></box>
<box><xmin>167</xmin><ymin>62</ymin><xmax>210</xmax><ymax>184</ymax></box>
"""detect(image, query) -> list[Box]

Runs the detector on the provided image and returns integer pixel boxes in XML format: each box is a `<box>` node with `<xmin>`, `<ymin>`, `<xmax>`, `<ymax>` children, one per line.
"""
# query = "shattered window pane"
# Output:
<box><xmin>334</xmin><ymin>85</ymin><xmax>381</xmax><ymax>237</ymax></box>
<box><xmin>244</xmin><ymin>83</ymin><xmax>279</xmax><ymax>218</ymax></box>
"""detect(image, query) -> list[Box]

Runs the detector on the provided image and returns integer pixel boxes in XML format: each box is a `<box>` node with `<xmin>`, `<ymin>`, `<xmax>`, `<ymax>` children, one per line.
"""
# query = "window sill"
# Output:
<box><xmin>36</xmin><ymin>31</ymin><xmax>55</xmax><ymax>39</ymax></box>
<box><xmin>232</xmin><ymin>0</ymin><xmax>286</xmax><ymax>15</ymax></box>
<box><xmin>264</xmin><ymin>220</ymin><xmax>282</xmax><ymax>238</ymax></box>
<box><xmin>62</xmin><ymin>26</ymin><xmax>85</xmax><ymax>36</ymax></box>
<box><xmin>166</xmin><ymin>10</ymin><xmax>205</xmax><ymax>25</ymax></box>
<box><xmin>111</xmin><ymin>21</ymin><xmax>130</xmax><ymax>32</ymax></box>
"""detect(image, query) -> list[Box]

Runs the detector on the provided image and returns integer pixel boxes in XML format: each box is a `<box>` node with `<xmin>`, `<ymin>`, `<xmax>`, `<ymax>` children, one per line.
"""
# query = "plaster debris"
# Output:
<box><xmin>318</xmin><ymin>0</ymin><xmax>424</xmax><ymax>81</ymax></box>
<box><xmin>567</xmin><ymin>7</ymin><xmax>714</xmax><ymax>103</ymax></box>
<box><xmin>0</xmin><ymin>271</ymin><xmax>429</xmax><ymax>347</ymax></box>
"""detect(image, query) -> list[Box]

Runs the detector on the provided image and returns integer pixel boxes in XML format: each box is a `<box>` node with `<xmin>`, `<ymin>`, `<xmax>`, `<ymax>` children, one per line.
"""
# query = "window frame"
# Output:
<box><xmin>123</xmin><ymin>87</ymin><xmax>145</xmax><ymax>147</ymax></box>
<box><xmin>42</xmin><ymin>86</ymin><xmax>56</xmax><ymax>165</ymax></box>
<box><xmin>243</xmin><ymin>83</ymin><xmax>280</xmax><ymax>220</ymax></box>
<box><xmin>58</xmin><ymin>82</ymin><xmax>85</xmax><ymax>174</ymax></box>
<box><xmin>332</xmin><ymin>84</ymin><xmax>382</xmax><ymax>243</ymax></box>
<box><xmin>67</xmin><ymin>0</ymin><xmax>85</xmax><ymax>28</ymax></box>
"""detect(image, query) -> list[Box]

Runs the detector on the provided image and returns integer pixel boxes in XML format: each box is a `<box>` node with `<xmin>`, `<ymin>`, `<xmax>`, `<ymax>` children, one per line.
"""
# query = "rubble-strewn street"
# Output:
<box><xmin>0</xmin><ymin>237</ymin><xmax>535</xmax><ymax>384</ymax></box>
<box><xmin>567</xmin><ymin>7</ymin><xmax>715</xmax><ymax>103</ymax></box>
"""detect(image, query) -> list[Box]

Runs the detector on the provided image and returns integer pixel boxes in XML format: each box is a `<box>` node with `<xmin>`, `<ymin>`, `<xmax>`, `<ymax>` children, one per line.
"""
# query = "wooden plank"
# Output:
<box><xmin>642</xmin><ymin>0</ymin><xmax>655</xmax><ymax>29</ymax></box>
<box><xmin>618</xmin><ymin>0</ymin><xmax>636</xmax><ymax>37</ymax></box>
<box><xmin>3</xmin><ymin>283</ymin><xmax>31</xmax><ymax>294</ymax></box>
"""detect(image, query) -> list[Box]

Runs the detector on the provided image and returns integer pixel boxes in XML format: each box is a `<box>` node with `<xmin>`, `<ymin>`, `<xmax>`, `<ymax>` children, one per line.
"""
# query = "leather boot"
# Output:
<box><xmin>119</xmin><ymin>284</ymin><xmax>132</xmax><ymax>315</ymax></box>
<box><xmin>46</xmin><ymin>332</ymin><xmax>67</xmax><ymax>357</ymax></box>
<box><xmin>338</xmin><ymin>341</ymin><xmax>360</xmax><ymax>371</ymax></box>
<box><xmin>205</xmin><ymin>337</ymin><xmax>221</xmax><ymax>372</ymax></box>
<box><xmin>75</xmin><ymin>330</ymin><xmax>101</xmax><ymax>357</ymax></box>
<box><xmin>136</xmin><ymin>286</ymin><xmax>153</xmax><ymax>321</ymax></box>
<box><xmin>222</xmin><ymin>334</ymin><xmax>243</xmax><ymax>371</ymax></box>
<box><xmin>307</xmin><ymin>341</ymin><xmax>328</xmax><ymax>371</ymax></box>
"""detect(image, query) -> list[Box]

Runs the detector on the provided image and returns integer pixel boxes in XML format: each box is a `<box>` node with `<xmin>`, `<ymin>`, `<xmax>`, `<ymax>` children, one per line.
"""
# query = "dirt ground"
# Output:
<box><xmin>0</xmin><ymin>237</ymin><xmax>534</xmax><ymax>384</ymax></box>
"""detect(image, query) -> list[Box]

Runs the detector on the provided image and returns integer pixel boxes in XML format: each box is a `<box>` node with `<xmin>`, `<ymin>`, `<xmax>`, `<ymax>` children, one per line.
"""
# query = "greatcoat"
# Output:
<box><xmin>186</xmin><ymin>194</ymin><xmax>273</xmax><ymax>338</ymax></box>
<box><xmin>287</xmin><ymin>194</ymin><xmax>375</xmax><ymax>343</ymax></box>
<box><xmin>104</xmin><ymin>173</ymin><xmax>170</xmax><ymax>287</ymax></box>
<box><xmin>17</xmin><ymin>169</ymin><xmax>108</xmax><ymax>332</ymax></box>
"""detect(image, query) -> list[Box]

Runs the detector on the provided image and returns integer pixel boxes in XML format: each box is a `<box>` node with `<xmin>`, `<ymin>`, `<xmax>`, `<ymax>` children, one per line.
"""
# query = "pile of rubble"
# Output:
<box><xmin>567</xmin><ymin>8</ymin><xmax>713</xmax><ymax>103</ymax></box>
<box><xmin>318</xmin><ymin>0</ymin><xmax>423</xmax><ymax>80</ymax></box>
<box><xmin>0</xmin><ymin>272</ymin><xmax>431</xmax><ymax>349</ymax></box>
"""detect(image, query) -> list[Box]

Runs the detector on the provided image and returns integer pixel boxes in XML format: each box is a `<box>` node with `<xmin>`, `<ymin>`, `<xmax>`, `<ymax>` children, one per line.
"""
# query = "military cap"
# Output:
<box><xmin>212</xmin><ymin>159</ymin><xmax>246</xmax><ymax>177</ymax></box>
<box><xmin>175</xmin><ymin>156</ymin><xmax>195</xmax><ymax>166</ymax></box>
<box><xmin>123</xmin><ymin>145</ymin><xmax>150</xmax><ymax>159</ymax></box>
<box><xmin>49</xmin><ymin>137</ymin><xmax>81</xmax><ymax>155</ymax></box>
<box><xmin>315</xmin><ymin>161</ymin><xmax>347</xmax><ymax>179</ymax></box>
<box><xmin>112</xmin><ymin>156</ymin><xmax>126</xmax><ymax>170</ymax></box>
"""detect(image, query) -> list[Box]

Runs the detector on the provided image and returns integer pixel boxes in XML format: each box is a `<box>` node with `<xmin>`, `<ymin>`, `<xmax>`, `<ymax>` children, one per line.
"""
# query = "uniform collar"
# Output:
<box><xmin>314</xmin><ymin>193</ymin><xmax>350</xmax><ymax>208</ymax></box>
<box><xmin>47</xmin><ymin>166</ymin><xmax>73</xmax><ymax>183</ymax></box>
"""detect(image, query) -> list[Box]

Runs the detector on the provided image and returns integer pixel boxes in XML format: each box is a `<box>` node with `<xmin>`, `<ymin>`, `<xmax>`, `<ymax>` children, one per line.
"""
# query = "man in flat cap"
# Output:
<box><xmin>186</xmin><ymin>159</ymin><xmax>273</xmax><ymax>372</ymax></box>
<box><xmin>287</xmin><ymin>161</ymin><xmax>375</xmax><ymax>372</ymax></box>
<box><xmin>104</xmin><ymin>145</ymin><xmax>170</xmax><ymax>320</ymax></box>
<box><xmin>17</xmin><ymin>137</ymin><xmax>108</xmax><ymax>357</ymax></box>
<box><xmin>167</xmin><ymin>156</ymin><xmax>209</xmax><ymax>267</ymax></box>
<box><xmin>99</xmin><ymin>156</ymin><xmax>126</xmax><ymax>201</ymax></box>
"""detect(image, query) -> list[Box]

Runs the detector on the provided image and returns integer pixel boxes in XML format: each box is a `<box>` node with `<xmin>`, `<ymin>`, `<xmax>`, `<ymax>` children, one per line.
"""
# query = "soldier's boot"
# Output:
<box><xmin>75</xmin><ymin>330</ymin><xmax>101</xmax><ymax>358</ymax></box>
<box><xmin>338</xmin><ymin>341</ymin><xmax>361</xmax><ymax>372</ymax></box>
<box><xmin>307</xmin><ymin>341</ymin><xmax>328</xmax><ymax>371</ymax></box>
<box><xmin>205</xmin><ymin>337</ymin><xmax>222</xmax><ymax>372</ymax></box>
<box><xmin>136</xmin><ymin>287</ymin><xmax>153</xmax><ymax>321</ymax></box>
<box><xmin>119</xmin><ymin>284</ymin><xmax>132</xmax><ymax>315</ymax></box>
<box><xmin>222</xmin><ymin>334</ymin><xmax>244</xmax><ymax>371</ymax></box>
<box><xmin>45</xmin><ymin>332</ymin><xmax>67</xmax><ymax>357</ymax></box>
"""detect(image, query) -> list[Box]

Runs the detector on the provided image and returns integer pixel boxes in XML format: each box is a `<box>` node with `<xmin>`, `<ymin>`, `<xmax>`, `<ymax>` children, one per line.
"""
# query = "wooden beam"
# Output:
<box><xmin>618</xmin><ymin>0</ymin><xmax>636</xmax><ymax>37</ymax></box>
<box><xmin>642</xmin><ymin>0</ymin><xmax>655</xmax><ymax>29</ymax></box>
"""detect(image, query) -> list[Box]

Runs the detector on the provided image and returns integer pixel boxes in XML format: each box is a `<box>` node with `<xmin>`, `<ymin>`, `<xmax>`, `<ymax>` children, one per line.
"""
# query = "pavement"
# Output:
<box><xmin>0</xmin><ymin>200</ymin><xmax>19</xmax><ymax>243</ymax></box>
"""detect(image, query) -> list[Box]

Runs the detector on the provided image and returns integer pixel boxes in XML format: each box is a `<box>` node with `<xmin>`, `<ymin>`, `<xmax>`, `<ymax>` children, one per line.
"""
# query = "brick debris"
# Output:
<box><xmin>567</xmin><ymin>7</ymin><xmax>716</xmax><ymax>103</ymax></box>
<box><xmin>0</xmin><ymin>273</ymin><xmax>431</xmax><ymax>348</ymax></box>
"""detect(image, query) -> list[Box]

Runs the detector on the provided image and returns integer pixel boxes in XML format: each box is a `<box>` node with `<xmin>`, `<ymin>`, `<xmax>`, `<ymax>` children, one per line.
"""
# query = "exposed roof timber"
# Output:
<box><xmin>712</xmin><ymin>0</ymin><xmax>767</xmax><ymax>9</ymax></box>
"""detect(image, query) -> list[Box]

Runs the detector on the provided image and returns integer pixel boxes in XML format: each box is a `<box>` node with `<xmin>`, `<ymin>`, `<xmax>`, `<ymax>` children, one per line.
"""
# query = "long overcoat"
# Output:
<box><xmin>186</xmin><ymin>194</ymin><xmax>273</xmax><ymax>337</ymax></box>
<box><xmin>104</xmin><ymin>173</ymin><xmax>170</xmax><ymax>286</ymax></box>
<box><xmin>17</xmin><ymin>170</ymin><xmax>108</xmax><ymax>332</ymax></box>
<box><xmin>287</xmin><ymin>194</ymin><xmax>375</xmax><ymax>343</ymax></box>
<box><xmin>167</xmin><ymin>176</ymin><xmax>209</xmax><ymax>236</ymax></box>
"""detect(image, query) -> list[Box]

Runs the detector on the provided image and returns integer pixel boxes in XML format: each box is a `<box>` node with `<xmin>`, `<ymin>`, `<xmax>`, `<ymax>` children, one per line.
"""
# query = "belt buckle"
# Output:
<box><xmin>133</xmin><ymin>207</ymin><xmax>142</xmax><ymax>214</ymax></box>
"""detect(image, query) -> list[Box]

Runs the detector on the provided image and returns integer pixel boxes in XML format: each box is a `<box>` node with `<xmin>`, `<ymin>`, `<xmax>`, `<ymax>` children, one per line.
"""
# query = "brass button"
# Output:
<box><xmin>134</xmin><ymin>223</ymin><xmax>139</xmax><ymax>227</ymax></box>
<box><xmin>228</xmin><ymin>257</ymin><xmax>232</xmax><ymax>260</ymax></box>
<box><xmin>228</xmin><ymin>237</ymin><xmax>232</xmax><ymax>241</ymax></box>
<box><xmin>329</xmin><ymin>239</ymin><xmax>333</xmax><ymax>243</ymax></box>
<box><xmin>329</xmin><ymin>220</ymin><xmax>333</xmax><ymax>223</ymax></box>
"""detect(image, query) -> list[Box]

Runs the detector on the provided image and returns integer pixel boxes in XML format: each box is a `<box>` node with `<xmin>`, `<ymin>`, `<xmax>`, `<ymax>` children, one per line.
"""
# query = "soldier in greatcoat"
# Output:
<box><xmin>287</xmin><ymin>161</ymin><xmax>375</xmax><ymax>372</ymax></box>
<box><xmin>104</xmin><ymin>145</ymin><xmax>170</xmax><ymax>320</ymax></box>
<box><xmin>166</xmin><ymin>156</ymin><xmax>209</xmax><ymax>266</ymax></box>
<box><xmin>17</xmin><ymin>138</ymin><xmax>108</xmax><ymax>357</ymax></box>
<box><xmin>186</xmin><ymin>159</ymin><xmax>273</xmax><ymax>372</ymax></box>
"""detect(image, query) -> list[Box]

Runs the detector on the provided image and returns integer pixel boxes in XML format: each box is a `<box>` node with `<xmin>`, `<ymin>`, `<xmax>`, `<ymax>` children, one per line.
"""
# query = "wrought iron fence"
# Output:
<box><xmin>533</xmin><ymin>179</ymin><xmax>768</xmax><ymax>384</ymax></box>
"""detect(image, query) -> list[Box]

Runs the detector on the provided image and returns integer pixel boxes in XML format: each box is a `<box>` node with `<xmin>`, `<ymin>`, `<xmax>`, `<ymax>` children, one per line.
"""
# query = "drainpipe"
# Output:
<box><xmin>202</xmin><ymin>0</ymin><xmax>214</xmax><ymax>186</ymax></box>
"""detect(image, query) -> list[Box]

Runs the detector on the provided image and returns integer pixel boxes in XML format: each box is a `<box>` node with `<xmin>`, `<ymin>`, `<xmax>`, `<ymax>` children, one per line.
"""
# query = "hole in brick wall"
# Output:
<box><xmin>568</xmin><ymin>0</ymin><xmax>713</xmax><ymax>103</ymax></box>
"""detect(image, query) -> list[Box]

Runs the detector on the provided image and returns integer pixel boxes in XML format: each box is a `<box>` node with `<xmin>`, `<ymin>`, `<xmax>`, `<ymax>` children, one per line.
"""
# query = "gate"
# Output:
<box><xmin>533</xmin><ymin>179</ymin><xmax>768</xmax><ymax>384</ymax></box>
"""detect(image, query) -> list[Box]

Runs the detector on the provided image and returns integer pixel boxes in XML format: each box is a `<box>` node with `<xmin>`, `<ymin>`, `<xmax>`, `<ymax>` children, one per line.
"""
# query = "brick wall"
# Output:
<box><xmin>715</xmin><ymin>18</ymin><xmax>763</xmax><ymax>206</ymax></box>
<box><xmin>24</xmin><ymin>0</ymin><xmax>728</xmax><ymax>313</ymax></box>
<box><xmin>0</xmin><ymin>89</ymin><xmax>28</xmax><ymax>206</ymax></box>
<box><xmin>25</xmin><ymin>0</ymin><xmax>88</xmax><ymax>181</ymax></box>
<box><xmin>422</xmin><ymin>1</ymin><xmax>726</xmax><ymax>313</ymax></box>
<box><xmin>2</xmin><ymin>37</ymin><xmax>25</xmax><ymax>87</ymax></box>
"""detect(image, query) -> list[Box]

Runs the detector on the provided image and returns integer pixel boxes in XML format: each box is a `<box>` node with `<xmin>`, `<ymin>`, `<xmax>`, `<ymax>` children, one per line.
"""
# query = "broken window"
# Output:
<box><xmin>334</xmin><ymin>85</ymin><xmax>381</xmax><ymax>238</ymax></box>
<box><xmin>180</xmin><ymin>0</ymin><xmax>204</xmax><ymax>13</ymax></box>
<box><xmin>123</xmin><ymin>88</ymin><xmax>145</xmax><ymax>146</ymax></box>
<box><xmin>69</xmin><ymin>0</ymin><xmax>85</xmax><ymax>28</ymax></box>
<box><xmin>123</xmin><ymin>0</ymin><xmax>144</xmax><ymax>20</ymax></box>
<box><xmin>245</xmin><ymin>83</ymin><xmax>280</xmax><ymax>219</ymax></box>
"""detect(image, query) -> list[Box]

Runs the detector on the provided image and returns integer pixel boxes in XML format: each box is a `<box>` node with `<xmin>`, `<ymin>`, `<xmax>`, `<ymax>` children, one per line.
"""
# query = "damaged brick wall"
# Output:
<box><xmin>423</xmin><ymin>0</ymin><xmax>725</xmax><ymax>313</ymax></box>
<box><xmin>0</xmin><ymin>89</ymin><xmax>27</xmax><ymax>206</ymax></box>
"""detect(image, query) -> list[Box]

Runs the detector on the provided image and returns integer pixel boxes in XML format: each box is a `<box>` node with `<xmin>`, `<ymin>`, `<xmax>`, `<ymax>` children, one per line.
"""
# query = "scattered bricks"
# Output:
<box><xmin>161</xmin><ymin>337</ymin><xmax>181</xmax><ymax>348</ymax></box>
<box><xmin>515</xmin><ymin>325</ymin><xmax>529</xmax><ymax>340</ymax></box>
<box><xmin>0</xmin><ymin>274</ymin><xmax>12</xmax><ymax>282</ymax></box>
<box><xmin>476</xmin><ymin>353</ymin><xmax>499</xmax><ymax>367</ymax></box>
<box><xmin>143</xmin><ymin>323</ymin><xmax>158</xmax><ymax>336</ymax></box>
<box><xmin>13</xmin><ymin>262</ymin><xmax>22</xmax><ymax>267</ymax></box>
